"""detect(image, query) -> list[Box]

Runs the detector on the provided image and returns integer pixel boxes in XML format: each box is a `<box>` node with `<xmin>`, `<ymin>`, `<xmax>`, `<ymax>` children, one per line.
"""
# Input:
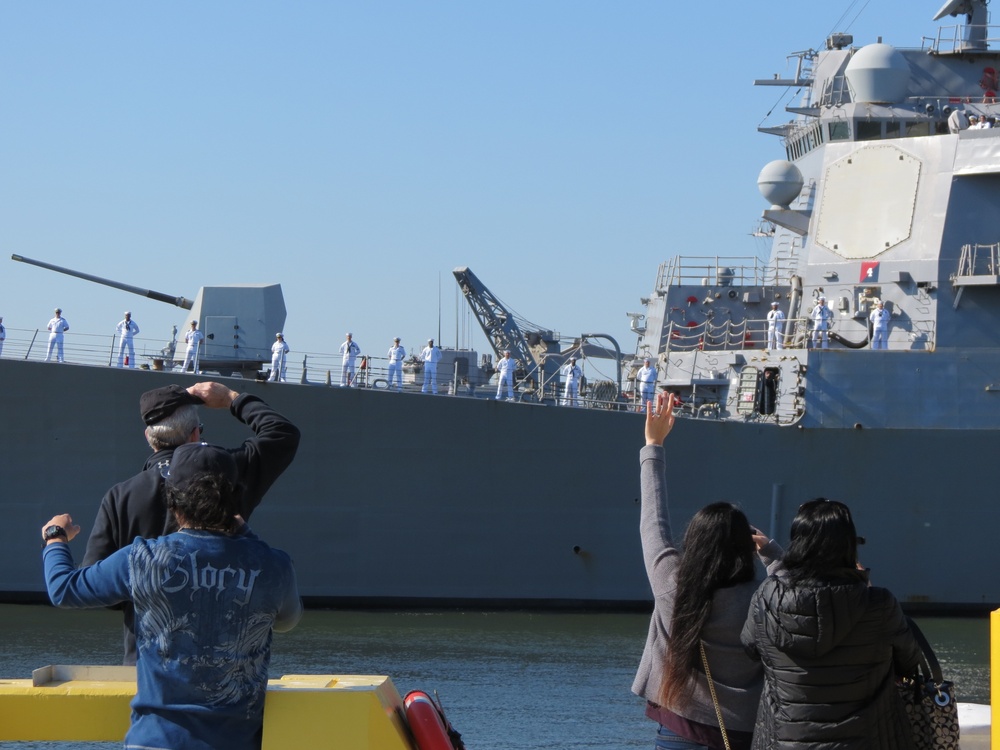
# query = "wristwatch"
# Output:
<box><xmin>42</xmin><ymin>525</ymin><xmax>67</xmax><ymax>547</ymax></box>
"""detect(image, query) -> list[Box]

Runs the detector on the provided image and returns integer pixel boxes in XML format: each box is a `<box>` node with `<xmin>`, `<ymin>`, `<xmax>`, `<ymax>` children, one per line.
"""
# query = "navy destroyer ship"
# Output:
<box><xmin>2</xmin><ymin>1</ymin><xmax>999</xmax><ymax>611</ymax></box>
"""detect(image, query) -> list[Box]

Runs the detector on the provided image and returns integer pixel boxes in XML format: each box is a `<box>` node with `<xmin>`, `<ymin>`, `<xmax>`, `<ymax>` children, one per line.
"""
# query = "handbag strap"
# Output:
<box><xmin>699</xmin><ymin>641</ymin><xmax>732</xmax><ymax>750</ymax></box>
<box><xmin>904</xmin><ymin>616</ymin><xmax>944</xmax><ymax>684</ymax></box>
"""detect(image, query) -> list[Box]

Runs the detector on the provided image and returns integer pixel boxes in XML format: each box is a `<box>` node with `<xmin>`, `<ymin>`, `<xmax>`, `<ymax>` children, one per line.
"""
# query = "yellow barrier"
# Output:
<box><xmin>0</xmin><ymin>666</ymin><xmax>415</xmax><ymax>749</ymax></box>
<box><xmin>993</xmin><ymin>609</ymin><xmax>1000</xmax><ymax>749</ymax></box>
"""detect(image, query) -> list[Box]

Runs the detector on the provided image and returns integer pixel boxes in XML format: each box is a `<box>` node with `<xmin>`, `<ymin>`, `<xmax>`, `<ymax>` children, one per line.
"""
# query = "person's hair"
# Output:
<box><xmin>165</xmin><ymin>473</ymin><xmax>241</xmax><ymax>534</ymax></box>
<box><xmin>782</xmin><ymin>498</ymin><xmax>860</xmax><ymax>583</ymax></box>
<box><xmin>144</xmin><ymin>405</ymin><xmax>199</xmax><ymax>451</ymax></box>
<box><xmin>658</xmin><ymin>502</ymin><xmax>756</xmax><ymax>708</ymax></box>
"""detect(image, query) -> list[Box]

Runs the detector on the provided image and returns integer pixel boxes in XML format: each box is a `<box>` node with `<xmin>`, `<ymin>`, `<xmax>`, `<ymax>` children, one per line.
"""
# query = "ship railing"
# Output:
<box><xmin>664</xmin><ymin>316</ymin><xmax>936</xmax><ymax>352</ymax></box>
<box><xmin>3</xmin><ymin>328</ymin><xmax>193</xmax><ymax>369</ymax></box>
<box><xmin>655</xmin><ymin>256</ymin><xmax>795</xmax><ymax>291</ymax></box>
<box><xmin>922</xmin><ymin>24</ymin><xmax>1000</xmax><ymax>54</ymax></box>
<box><xmin>0</xmin><ymin>330</ymin><xmax>634</xmax><ymax>410</ymax></box>
<box><xmin>957</xmin><ymin>242</ymin><xmax>1000</xmax><ymax>278</ymax></box>
<box><xmin>657</xmin><ymin>257</ymin><xmax>766</xmax><ymax>289</ymax></box>
<box><xmin>664</xmin><ymin>317</ymin><xmax>810</xmax><ymax>352</ymax></box>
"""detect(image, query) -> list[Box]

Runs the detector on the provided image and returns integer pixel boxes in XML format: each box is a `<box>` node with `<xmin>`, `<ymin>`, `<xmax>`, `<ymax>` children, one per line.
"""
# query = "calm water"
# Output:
<box><xmin>0</xmin><ymin>604</ymin><xmax>990</xmax><ymax>749</ymax></box>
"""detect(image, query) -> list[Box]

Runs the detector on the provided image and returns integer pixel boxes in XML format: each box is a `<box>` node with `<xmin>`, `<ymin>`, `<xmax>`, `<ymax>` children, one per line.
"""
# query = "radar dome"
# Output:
<box><xmin>844</xmin><ymin>43</ymin><xmax>910</xmax><ymax>104</ymax></box>
<box><xmin>757</xmin><ymin>160</ymin><xmax>804</xmax><ymax>208</ymax></box>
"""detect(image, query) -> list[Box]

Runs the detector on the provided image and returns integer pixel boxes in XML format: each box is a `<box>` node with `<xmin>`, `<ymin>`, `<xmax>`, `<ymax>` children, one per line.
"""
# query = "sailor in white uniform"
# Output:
<box><xmin>496</xmin><ymin>350</ymin><xmax>516</xmax><ymax>401</ymax></box>
<box><xmin>561</xmin><ymin>357</ymin><xmax>582</xmax><ymax>406</ymax></box>
<box><xmin>181</xmin><ymin>320</ymin><xmax>204</xmax><ymax>372</ymax></box>
<box><xmin>340</xmin><ymin>332</ymin><xmax>361</xmax><ymax>386</ymax></box>
<box><xmin>269</xmin><ymin>332</ymin><xmax>290</xmax><ymax>381</ymax></box>
<box><xmin>810</xmin><ymin>297</ymin><xmax>833</xmax><ymax>349</ymax></box>
<box><xmin>45</xmin><ymin>308</ymin><xmax>69</xmax><ymax>363</ymax></box>
<box><xmin>116</xmin><ymin>311</ymin><xmax>140</xmax><ymax>368</ymax></box>
<box><xmin>420</xmin><ymin>339</ymin><xmax>441</xmax><ymax>394</ymax></box>
<box><xmin>869</xmin><ymin>300</ymin><xmax>891</xmax><ymax>350</ymax></box>
<box><xmin>387</xmin><ymin>337</ymin><xmax>406</xmax><ymax>391</ymax></box>
<box><xmin>636</xmin><ymin>358</ymin><xmax>657</xmax><ymax>408</ymax></box>
<box><xmin>766</xmin><ymin>301</ymin><xmax>785</xmax><ymax>350</ymax></box>
<box><xmin>0</xmin><ymin>316</ymin><xmax>5</xmax><ymax>358</ymax></box>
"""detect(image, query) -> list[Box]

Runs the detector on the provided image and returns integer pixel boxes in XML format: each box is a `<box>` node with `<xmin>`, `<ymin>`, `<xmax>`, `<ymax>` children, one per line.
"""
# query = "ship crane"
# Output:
<box><xmin>454</xmin><ymin>266</ymin><xmax>628</xmax><ymax>404</ymax></box>
<box><xmin>453</xmin><ymin>266</ymin><xmax>562</xmax><ymax>398</ymax></box>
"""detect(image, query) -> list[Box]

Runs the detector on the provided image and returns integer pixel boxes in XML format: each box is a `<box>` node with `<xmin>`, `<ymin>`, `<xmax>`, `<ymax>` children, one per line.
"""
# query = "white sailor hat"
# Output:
<box><xmin>394</xmin><ymin>337</ymin><xmax>400</xmax><ymax>342</ymax></box>
<box><xmin>346</xmin><ymin>332</ymin><xmax>353</xmax><ymax>337</ymax></box>
<box><xmin>54</xmin><ymin>307</ymin><xmax>62</xmax><ymax>313</ymax></box>
<box><xmin>276</xmin><ymin>332</ymin><xmax>283</xmax><ymax>337</ymax></box>
<box><xmin>818</xmin><ymin>296</ymin><xmax>826</xmax><ymax>302</ymax></box>
<box><xmin>771</xmin><ymin>301</ymin><xmax>779</xmax><ymax>306</ymax></box>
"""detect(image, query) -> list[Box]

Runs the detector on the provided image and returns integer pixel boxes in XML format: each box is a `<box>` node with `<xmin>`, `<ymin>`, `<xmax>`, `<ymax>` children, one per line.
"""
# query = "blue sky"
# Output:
<box><xmin>1</xmin><ymin>2</ymin><xmax>939</xmax><ymax>372</ymax></box>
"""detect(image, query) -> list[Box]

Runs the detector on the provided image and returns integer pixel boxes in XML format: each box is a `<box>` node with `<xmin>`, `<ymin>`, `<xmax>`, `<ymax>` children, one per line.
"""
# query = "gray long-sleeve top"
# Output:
<box><xmin>631</xmin><ymin>444</ymin><xmax>781</xmax><ymax>733</ymax></box>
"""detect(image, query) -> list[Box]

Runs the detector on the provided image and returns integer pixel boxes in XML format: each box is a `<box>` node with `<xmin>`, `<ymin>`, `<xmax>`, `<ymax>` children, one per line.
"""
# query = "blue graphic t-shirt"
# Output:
<box><xmin>44</xmin><ymin>527</ymin><xmax>301</xmax><ymax>750</ymax></box>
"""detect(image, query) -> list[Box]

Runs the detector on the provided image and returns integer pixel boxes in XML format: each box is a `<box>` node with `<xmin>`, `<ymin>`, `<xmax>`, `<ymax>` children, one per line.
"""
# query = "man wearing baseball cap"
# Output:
<box><xmin>42</xmin><ymin>440</ymin><xmax>301</xmax><ymax>749</ymax></box>
<box><xmin>82</xmin><ymin>380</ymin><xmax>300</xmax><ymax>664</ymax></box>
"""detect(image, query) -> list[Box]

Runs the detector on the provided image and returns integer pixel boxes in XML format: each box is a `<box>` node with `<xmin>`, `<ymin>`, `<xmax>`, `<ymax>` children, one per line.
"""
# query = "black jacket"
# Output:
<box><xmin>741</xmin><ymin>571</ymin><xmax>921</xmax><ymax>750</ymax></box>
<box><xmin>82</xmin><ymin>392</ymin><xmax>300</xmax><ymax>664</ymax></box>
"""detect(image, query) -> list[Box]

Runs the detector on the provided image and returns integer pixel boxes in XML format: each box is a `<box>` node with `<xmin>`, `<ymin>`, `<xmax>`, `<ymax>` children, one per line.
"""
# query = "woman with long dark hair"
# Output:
<box><xmin>741</xmin><ymin>498</ymin><xmax>922</xmax><ymax>749</ymax></box>
<box><xmin>633</xmin><ymin>393</ymin><xmax>781</xmax><ymax>749</ymax></box>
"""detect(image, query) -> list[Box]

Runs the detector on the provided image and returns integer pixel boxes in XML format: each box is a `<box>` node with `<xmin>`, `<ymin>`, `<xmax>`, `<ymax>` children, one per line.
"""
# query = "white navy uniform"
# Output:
<box><xmin>270</xmin><ymin>338</ymin><xmax>290</xmax><ymax>381</ymax></box>
<box><xmin>45</xmin><ymin>315</ymin><xmax>69</xmax><ymax>362</ymax></box>
<box><xmin>496</xmin><ymin>354</ymin><xmax>516</xmax><ymax>400</ymax></box>
<box><xmin>810</xmin><ymin>303</ymin><xmax>833</xmax><ymax>348</ymax></box>
<box><xmin>636</xmin><ymin>364</ymin><xmax>657</xmax><ymax>407</ymax></box>
<box><xmin>116</xmin><ymin>316</ymin><xmax>140</xmax><ymax>368</ymax></box>
<box><xmin>561</xmin><ymin>362</ymin><xmax>582</xmax><ymax>406</ymax></box>
<box><xmin>766</xmin><ymin>307</ymin><xmax>785</xmax><ymax>349</ymax></box>
<box><xmin>870</xmin><ymin>306</ymin><xmax>891</xmax><ymax>350</ymax></box>
<box><xmin>420</xmin><ymin>342</ymin><xmax>441</xmax><ymax>394</ymax></box>
<box><xmin>182</xmin><ymin>327</ymin><xmax>204</xmax><ymax>372</ymax></box>
<box><xmin>340</xmin><ymin>338</ymin><xmax>361</xmax><ymax>386</ymax></box>
<box><xmin>387</xmin><ymin>343</ymin><xmax>406</xmax><ymax>391</ymax></box>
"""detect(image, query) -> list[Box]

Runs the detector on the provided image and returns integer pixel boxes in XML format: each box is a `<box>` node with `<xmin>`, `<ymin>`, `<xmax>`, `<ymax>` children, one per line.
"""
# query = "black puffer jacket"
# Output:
<box><xmin>740</xmin><ymin>571</ymin><xmax>921</xmax><ymax>750</ymax></box>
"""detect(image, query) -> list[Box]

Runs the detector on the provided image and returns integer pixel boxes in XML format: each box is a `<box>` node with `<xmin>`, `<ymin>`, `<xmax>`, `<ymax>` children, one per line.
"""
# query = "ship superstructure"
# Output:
<box><xmin>631</xmin><ymin>0</ymin><xmax>1000</xmax><ymax>436</ymax></box>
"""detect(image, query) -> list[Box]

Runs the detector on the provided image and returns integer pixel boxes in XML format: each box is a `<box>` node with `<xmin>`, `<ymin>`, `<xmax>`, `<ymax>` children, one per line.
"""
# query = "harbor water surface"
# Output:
<box><xmin>0</xmin><ymin>604</ymin><xmax>989</xmax><ymax>750</ymax></box>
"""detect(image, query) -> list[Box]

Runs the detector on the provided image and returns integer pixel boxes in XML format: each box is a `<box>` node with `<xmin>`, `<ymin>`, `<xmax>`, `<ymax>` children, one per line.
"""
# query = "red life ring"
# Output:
<box><xmin>405</xmin><ymin>691</ymin><xmax>454</xmax><ymax>750</ymax></box>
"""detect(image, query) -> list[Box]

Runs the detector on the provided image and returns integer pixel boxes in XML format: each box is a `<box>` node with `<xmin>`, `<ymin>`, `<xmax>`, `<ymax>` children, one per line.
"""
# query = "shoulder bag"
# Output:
<box><xmin>897</xmin><ymin>617</ymin><xmax>960</xmax><ymax>750</ymax></box>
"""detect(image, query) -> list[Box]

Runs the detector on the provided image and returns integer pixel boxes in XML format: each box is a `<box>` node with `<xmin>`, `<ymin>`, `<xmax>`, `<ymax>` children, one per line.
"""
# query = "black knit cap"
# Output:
<box><xmin>140</xmin><ymin>385</ymin><xmax>203</xmax><ymax>426</ymax></box>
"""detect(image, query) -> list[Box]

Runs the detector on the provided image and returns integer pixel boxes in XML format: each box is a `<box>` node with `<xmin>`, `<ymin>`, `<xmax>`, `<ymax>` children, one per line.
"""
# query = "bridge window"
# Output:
<box><xmin>828</xmin><ymin>121</ymin><xmax>850</xmax><ymax>141</ymax></box>
<box><xmin>857</xmin><ymin>121</ymin><xmax>881</xmax><ymax>141</ymax></box>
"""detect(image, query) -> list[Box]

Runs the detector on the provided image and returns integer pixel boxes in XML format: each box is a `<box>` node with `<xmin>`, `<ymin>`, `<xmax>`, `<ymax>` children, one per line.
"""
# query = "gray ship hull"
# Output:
<box><xmin>2</xmin><ymin>357</ymin><xmax>994</xmax><ymax>612</ymax></box>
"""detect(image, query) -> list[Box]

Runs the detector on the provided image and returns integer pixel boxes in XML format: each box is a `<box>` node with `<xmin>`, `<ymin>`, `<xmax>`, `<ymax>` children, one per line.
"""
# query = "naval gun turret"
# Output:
<box><xmin>11</xmin><ymin>254</ymin><xmax>286</xmax><ymax>377</ymax></box>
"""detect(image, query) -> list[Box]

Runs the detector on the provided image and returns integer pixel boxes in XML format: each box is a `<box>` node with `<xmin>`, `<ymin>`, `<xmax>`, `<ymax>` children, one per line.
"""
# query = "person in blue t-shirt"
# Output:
<box><xmin>41</xmin><ymin>442</ymin><xmax>302</xmax><ymax>750</ymax></box>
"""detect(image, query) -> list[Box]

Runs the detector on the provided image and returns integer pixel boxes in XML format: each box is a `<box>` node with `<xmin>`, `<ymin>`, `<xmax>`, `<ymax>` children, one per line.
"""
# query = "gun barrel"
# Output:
<box><xmin>11</xmin><ymin>254</ymin><xmax>193</xmax><ymax>310</ymax></box>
